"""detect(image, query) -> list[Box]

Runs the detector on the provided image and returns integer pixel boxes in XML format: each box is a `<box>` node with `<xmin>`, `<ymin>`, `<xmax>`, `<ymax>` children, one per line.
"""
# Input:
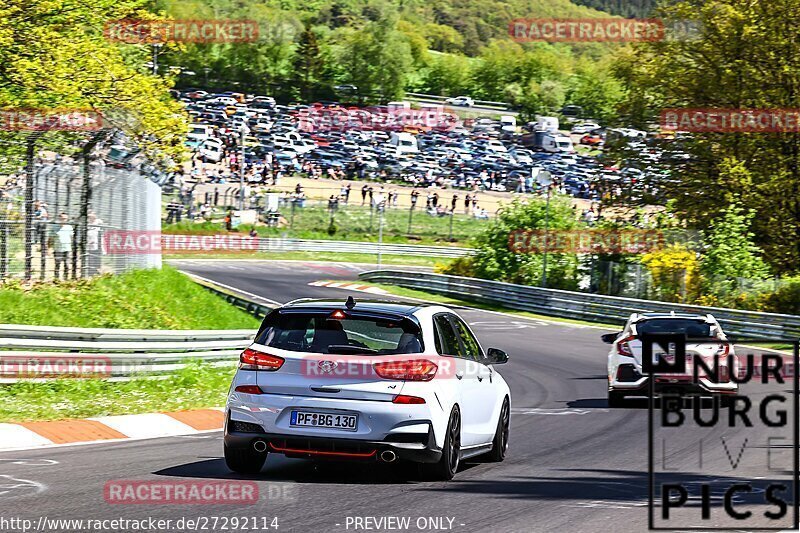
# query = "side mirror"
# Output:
<box><xmin>601</xmin><ymin>332</ymin><xmax>621</xmax><ymax>344</ymax></box>
<box><xmin>486</xmin><ymin>348</ymin><xmax>509</xmax><ymax>365</ymax></box>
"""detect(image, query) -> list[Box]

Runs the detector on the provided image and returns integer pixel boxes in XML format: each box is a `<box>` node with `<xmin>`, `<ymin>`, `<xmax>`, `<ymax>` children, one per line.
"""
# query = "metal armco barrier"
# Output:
<box><xmin>0</xmin><ymin>325</ymin><xmax>255</xmax><ymax>382</ymax></box>
<box><xmin>358</xmin><ymin>270</ymin><xmax>800</xmax><ymax>340</ymax></box>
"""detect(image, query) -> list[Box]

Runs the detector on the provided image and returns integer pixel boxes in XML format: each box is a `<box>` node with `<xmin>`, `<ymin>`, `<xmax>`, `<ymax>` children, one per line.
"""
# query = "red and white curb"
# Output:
<box><xmin>308</xmin><ymin>280</ymin><xmax>388</xmax><ymax>295</ymax></box>
<box><xmin>0</xmin><ymin>408</ymin><xmax>225</xmax><ymax>452</ymax></box>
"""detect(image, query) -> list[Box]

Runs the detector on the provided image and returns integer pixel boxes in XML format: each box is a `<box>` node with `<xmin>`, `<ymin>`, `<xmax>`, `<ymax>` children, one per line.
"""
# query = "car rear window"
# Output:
<box><xmin>255</xmin><ymin>312</ymin><xmax>423</xmax><ymax>355</ymax></box>
<box><xmin>635</xmin><ymin>319</ymin><xmax>712</xmax><ymax>337</ymax></box>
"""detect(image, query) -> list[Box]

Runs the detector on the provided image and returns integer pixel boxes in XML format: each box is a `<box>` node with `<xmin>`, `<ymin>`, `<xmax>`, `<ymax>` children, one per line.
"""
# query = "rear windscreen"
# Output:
<box><xmin>255</xmin><ymin>312</ymin><xmax>423</xmax><ymax>354</ymax></box>
<box><xmin>635</xmin><ymin>319</ymin><xmax>712</xmax><ymax>337</ymax></box>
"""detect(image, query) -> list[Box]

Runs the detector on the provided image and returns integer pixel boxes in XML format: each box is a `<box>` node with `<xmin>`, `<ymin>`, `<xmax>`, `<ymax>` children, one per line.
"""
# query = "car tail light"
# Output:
<box><xmin>239</xmin><ymin>348</ymin><xmax>284</xmax><ymax>371</ymax></box>
<box><xmin>234</xmin><ymin>385</ymin><xmax>263</xmax><ymax>394</ymax></box>
<box><xmin>373</xmin><ymin>359</ymin><xmax>437</xmax><ymax>381</ymax></box>
<box><xmin>392</xmin><ymin>394</ymin><xmax>426</xmax><ymax>404</ymax></box>
<box><xmin>617</xmin><ymin>336</ymin><xmax>635</xmax><ymax>357</ymax></box>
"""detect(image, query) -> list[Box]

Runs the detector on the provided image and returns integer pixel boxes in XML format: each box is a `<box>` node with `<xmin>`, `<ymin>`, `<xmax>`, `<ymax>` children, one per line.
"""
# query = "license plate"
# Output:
<box><xmin>290</xmin><ymin>411</ymin><xmax>358</xmax><ymax>431</ymax></box>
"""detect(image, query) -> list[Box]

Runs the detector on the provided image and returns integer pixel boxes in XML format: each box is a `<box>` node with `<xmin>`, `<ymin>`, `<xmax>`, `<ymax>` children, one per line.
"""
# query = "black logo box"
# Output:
<box><xmin>645</xmin><ymin>335</ymin><xmax>800</xmax><ymax>531</ymax></box>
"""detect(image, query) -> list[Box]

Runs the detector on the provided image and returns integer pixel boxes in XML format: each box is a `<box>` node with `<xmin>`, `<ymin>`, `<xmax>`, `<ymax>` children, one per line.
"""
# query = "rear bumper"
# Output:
<box><xmin>610</xmin><ymin>378</ymin><xmax>739</xmax><ymax>397</ymax></box>
<box><xmin>224</xmin><ymin>428</ymin><xmax>442</xmax><ymax>464</ymax></box>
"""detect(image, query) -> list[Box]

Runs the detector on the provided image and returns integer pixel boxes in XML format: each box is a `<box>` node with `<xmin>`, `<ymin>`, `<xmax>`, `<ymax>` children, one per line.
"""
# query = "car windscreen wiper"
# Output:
<box><xmin>326</xmin><ymin>345</ymin><xmax>379</xmax><ymax>355</ymax></box>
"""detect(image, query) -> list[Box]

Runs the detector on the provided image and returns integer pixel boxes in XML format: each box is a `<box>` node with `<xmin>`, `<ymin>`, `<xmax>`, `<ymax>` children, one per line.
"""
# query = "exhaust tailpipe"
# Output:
<box><xmin>380</xmin><ymin>450</ymin><xmax>397</xmax><ymax>463</ymax></box>
<box><xmin>253</xmin><ymin>440</ymin><xmax>268</xmax><ymax>453</ymax></box>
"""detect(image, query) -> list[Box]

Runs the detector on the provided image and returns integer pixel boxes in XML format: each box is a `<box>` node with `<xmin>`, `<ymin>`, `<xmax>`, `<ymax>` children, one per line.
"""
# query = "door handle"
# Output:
<box><xmin>477</xmin><ymin>375</ymin><xmax>483</xmax><ymax>382</ymax></box>
<box><xmin>456</xmin><ymin>371</ymin><xmax>464</xmax><ymax>380</ymax></box>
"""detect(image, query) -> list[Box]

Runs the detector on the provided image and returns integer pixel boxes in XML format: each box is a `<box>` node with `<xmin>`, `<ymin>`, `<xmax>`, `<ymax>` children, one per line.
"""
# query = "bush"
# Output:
<box><xmin>439</xmin><ymin>196</ymin><xmax>582</xmax><ymax>289</ymax></box>
<box><xmin>758</xmin><ymin>277</ymin><xmax>800</xmax><ymax>314</ymax></box>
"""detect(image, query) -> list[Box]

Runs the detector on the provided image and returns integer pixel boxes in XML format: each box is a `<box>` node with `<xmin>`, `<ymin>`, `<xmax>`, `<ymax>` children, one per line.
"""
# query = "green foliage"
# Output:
<box><xmin>0</xmin><ymin>266</ymin><xmax>260</xmax><ymax>329</ymax></box>
<box><xmin>615</xmin><ymin>0</ymin><xmax>800</xmax><ymax>273</ymax></box>
<box><xmin>441</xmin><ymin>197</ymin><xmax>582</xmax><ymax>289</ymax></box>
<box><xmin>759</xmin><ymin>278</ymin><xmax>800</xmax><ymax>315</ymax></box>
<box><xmin>700</xmin><ymin>204</ymin><xmax>771</xmax><ymax>297</ymax></box>
<box><xmin>0</xmin><ymin>0</ymin><xmax>188</xmax><ymax>166</ymax></box>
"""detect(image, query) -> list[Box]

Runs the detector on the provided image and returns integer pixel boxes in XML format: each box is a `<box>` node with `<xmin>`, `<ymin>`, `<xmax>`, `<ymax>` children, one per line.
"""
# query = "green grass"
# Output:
<box><xmin>369</xmin><ymin>282</ymin><xmax>619</xmax><ymax>329</ymax></box>
<box><xmin>0</xmin><ymin>362</ymin><xmax>235</xmax><ymax>422</ymax></box>
<box><xmin>165</xmin><ymin>250</ymin><xmax>447</xmax><ymax>267</ymax></box>
<box><xmin>164</xmin><ymin>204</ymin><xmax>485</xmax><ymax>246</ymax></box>
<box><xmin>0</xmin><ymin>266</ymin><xmax>260</xmax><ymax>329</ymax></box>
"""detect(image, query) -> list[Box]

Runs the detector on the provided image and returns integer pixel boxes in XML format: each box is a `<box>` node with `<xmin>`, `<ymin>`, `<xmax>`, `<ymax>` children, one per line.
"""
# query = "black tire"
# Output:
<box><xmin>486</xmin><ymin>397</ymin><xmax>510</xmax><ymax>462</ymax></box>
<box><xmin>224</xmin><ymin>443</ymin><xmax>267</xmax><ymax>474</ymax></box>
<box><xmin>423</xmin><ymin>406</ymin><xmax>461</xmax><ymax>481</ymax></box>
<box><xmin>608</xmin><ymin>390</ymin><xmax>626</xmax><ymax>408</ymax></box>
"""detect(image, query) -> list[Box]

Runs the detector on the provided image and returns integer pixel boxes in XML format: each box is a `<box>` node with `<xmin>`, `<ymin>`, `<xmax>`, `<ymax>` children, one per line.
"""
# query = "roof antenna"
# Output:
<box><xmin>345</xmin><ymin>296</ymin><xmax>356</xmax><ymax>309</ymax></box>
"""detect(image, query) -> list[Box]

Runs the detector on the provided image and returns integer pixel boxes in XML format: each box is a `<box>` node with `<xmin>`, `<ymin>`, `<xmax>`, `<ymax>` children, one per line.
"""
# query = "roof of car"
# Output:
<box><xmin>634</xmin><ymin>312</ymin><xmax>711</xmax><ymax>321</ymax></box>
<box><xmin>282</xmin><ymin>298</ymin><xmax>427</xmax><ymax>316</ymax></box>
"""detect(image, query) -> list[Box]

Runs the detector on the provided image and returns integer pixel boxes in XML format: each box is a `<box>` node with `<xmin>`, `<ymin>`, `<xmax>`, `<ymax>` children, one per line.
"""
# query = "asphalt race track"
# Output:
<box><xmin>0</xmin><ymin>260</ymin><xmax>793</xmax><ymax>533</ymax></box>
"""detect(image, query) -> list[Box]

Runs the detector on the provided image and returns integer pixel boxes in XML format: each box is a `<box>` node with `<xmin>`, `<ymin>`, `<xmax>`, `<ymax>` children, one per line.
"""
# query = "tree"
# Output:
<box><xmin>335</xmin><ymin>15</ymin><xmax>413</xmax><ymax>102</ymax></box>
<box><xmin>292</xmin><ymin>25</ymin><xmax>325</xmax><ymax>102</ymax></box>
<box><xmin>0</xmin><ymin>0</ymin><xmax>188</xmax><ymax>163</ymax></box>
<box><xmin>700</xmin><ymin>204</ymin><xmax>771</xmax><ymax>296</ymax></box>
<box><xmin>441</xmin><ymin>197</ymin><xmax>583</xmax><ymax>290</ymax></box>
<box><xmin>615</xmin><ymin>0</ymin><xmax>800</xmax><ymax>273</ymax></box>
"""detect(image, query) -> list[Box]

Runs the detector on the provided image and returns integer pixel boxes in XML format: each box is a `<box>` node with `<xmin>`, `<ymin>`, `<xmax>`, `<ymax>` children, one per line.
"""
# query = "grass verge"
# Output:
<box><xmin>163</xmin><ymin>204</ymin><xmax>483</xmax><ymax>247</ymax></box>
<box><xmin>0</xmin><ymin>266</ymin><xmax>261</xmax><ymax>329</ymax></box>
<box><xmin>165</xmin><ymin>250</ymin><xmax>447</xmax><ymax>268</ymax></box>
<box><xmin>0</xmin><ymin>362</ymin><xmax>234</xmax><ymax>422</ymax></box>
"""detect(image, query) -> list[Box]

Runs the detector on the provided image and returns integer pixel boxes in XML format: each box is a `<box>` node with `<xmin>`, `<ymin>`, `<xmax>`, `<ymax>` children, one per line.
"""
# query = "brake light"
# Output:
<box><xmin>234</xmin><ymin>385</ymin><xmax>263</xmax><ymax>394</ymax></box>
<box><xmin>239</xmin><ymin>348</ymin><xmax>284</xmax><ymax>371</ymax></box>
<box><xmin>617</xmin><ymin>336</ymin><xmax>635</xmax><ymax>357</ymax></box>
<box><xmin>330</xmin><ymin>310</ymin><xmax>346</xmax><ymax>320</ymax></box>
<box><xmin>392</xmin><ymin>394</ymin><xmax>426</xmax><ymax>404</ymax></box>
<box><xmin>373</xmin><ymin>359</ymin><xmax>437</xmax><ymax>381</ymax></box>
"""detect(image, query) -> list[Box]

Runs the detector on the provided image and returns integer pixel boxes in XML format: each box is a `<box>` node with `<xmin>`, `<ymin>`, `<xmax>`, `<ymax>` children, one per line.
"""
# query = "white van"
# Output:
<box><xmin>186</xmin><ymin>124</ymin><xmax>213</xmax><ymax>149</ymax></box>
<box><xmin>542</xmin><ymin>133</ymin><xmax>574</xmax><ymax>153</ymax></box>
<box><xmin>500</xmin><ymin>115</ymin><xmax>517</xmax><ymax>133</ymax></box>
<box><xmin>535</xmin><ymin>115</ymin><xmax>559</xmax><ymax>133</ymax></box>
<box><xmin>389</xmin><ymin>132</ymin><xmax>419</xmax><ymax>154</ymax></box>
<box><xmin>199</xmin><ymin>138</ymin><xmax>224</xmax><ymax>162</ymax></box>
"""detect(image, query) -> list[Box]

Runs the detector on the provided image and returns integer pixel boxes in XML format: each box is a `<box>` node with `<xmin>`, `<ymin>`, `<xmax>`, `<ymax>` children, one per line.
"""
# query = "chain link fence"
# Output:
<box><xmin>0</xmin><ymin>132</ymin><xmax>162</xmax><ymax>282</ymax></box>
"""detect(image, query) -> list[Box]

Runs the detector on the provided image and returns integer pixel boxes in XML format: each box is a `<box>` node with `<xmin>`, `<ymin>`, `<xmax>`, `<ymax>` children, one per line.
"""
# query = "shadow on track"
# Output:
<box><xmin>567</xmin><ymin>398</ymin><xmax>649</xmax><ymax>409</ymax></box>
<box><xmin>418</xmin><ymin>468</ymin><xmax>793</xmax><ymax>507</ymax></box>
<box><xmin>154</xmin><ymin>456</ymin><xmax>480</xmax><ymax>485</ymax></box>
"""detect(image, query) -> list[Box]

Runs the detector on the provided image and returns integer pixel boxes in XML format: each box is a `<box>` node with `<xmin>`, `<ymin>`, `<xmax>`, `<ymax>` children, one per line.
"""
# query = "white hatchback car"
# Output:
<box><xmin>604</xmin><ymin>312</ymin><xmax>738</xmax><ymax>407</ymax></box>
<box><xmin>225</xmin><ymin>298</ymin><xmax>511</xmax><ymax>480</ymax></box>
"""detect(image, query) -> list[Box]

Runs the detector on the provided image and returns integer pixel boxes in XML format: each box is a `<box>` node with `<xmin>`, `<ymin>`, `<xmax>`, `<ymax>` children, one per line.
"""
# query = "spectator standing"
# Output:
<box><xmin>410</xmin><ymin>189</ymin><xmax>419</xmax><ymax>208</ymax></box>
<box><xmin>50</xmin><ymin>213</ymin><xmax>73</xmax><ymax>280</ymax></box>
<box><xmin>86</xmin><ymin>211</ymin><xmax>103</xmax><ymax>276</ymax></box>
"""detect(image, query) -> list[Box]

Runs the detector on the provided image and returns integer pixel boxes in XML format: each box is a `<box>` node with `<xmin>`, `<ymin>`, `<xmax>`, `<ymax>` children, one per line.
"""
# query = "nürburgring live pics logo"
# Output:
<box><xmin>645</xmin><ymin>334</ymin><xmax>799</xmax><ymax>530</ymax></box>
